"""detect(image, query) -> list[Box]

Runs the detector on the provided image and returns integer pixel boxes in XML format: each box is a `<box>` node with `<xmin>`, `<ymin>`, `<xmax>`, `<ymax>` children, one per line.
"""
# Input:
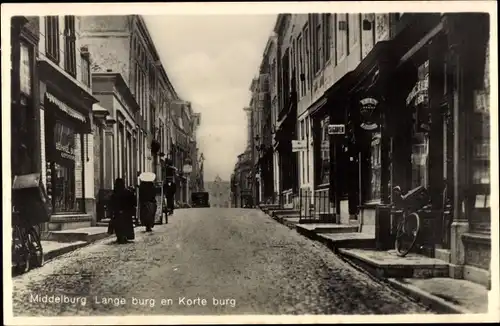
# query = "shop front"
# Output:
<box><xmin>326</xmin><ymin>13</ymin><xmax>490</xmax><ymax>286</ymax></box>
<box><xmin>39</xmin><ymin>60</ymin><xmax>97</xmax><ymax>229</ymax></box>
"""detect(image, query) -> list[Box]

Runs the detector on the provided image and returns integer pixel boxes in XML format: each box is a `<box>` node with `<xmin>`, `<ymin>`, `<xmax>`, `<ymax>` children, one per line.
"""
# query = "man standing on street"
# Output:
<box><xmin>163</xmin><ymin>159</ymin><xmax>177</xmax><ymax>217</ymax></box>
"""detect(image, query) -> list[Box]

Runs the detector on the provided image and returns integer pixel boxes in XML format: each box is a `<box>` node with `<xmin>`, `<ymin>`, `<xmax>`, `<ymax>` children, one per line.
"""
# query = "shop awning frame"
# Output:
<box><xmin>46</xmin><ymin>92</ymin><xmax>86</xmax><ymax>122</ymax></box>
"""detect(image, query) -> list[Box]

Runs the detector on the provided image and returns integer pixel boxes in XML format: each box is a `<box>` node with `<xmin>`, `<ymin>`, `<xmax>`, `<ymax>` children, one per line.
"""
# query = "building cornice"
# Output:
<box><xmin>136</xmin><ymin>15</ymin><xmax>180</xmax><ymax>100</ymax></box>
<box><xmin>92</xmin><ymin>72</ymin><xmax>140</xmax><ymax>114</ymax></box>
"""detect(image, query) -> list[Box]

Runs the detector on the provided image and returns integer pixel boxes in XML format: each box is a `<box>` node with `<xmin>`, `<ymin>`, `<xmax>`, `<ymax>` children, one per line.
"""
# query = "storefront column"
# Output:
<box><xmin>446</xmin><ymin>17</ymin><xmax>471</xmax><ymax>279</ymax></box>
<box><xmin>84</xmin><ymin>133</ymin><xmax>96</xmax><ymax>224</ymax></box>
<box><xmin>104</xmin><ymin>126</ymin><xmax>114</xmax><ymax>189</ymax></box>
<box><xmin>329</xmin><ymin>99</ymin><xmax>346</xmax><ymax>220</ymax></box>
<box><xmin>428</xmin><ymin>34</ymin><xmax>447</xmax><ymax>208</ymax></box>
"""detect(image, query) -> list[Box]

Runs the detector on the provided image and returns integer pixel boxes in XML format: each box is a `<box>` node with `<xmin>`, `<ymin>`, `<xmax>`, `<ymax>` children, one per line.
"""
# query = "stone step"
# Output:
<box><xmin>338</xmin><ymin>248</ymin><xmax>449</xmax><ymax>279</ymax></box>
<box><xmin>47</xmin><ymin>214</ymin><xmax>93</xmax><ymax>231</ymax></box>
<box><xmin>317</xmin><ymin>232</ymin><xmax>376</xmax><ymax>250</ymax></box>
<box><xmin>272</xmin><ymin>210</ymin><xmax>300</xmax><ymax>217</ymax></box>
<box><xmin>46</xmin><ymin>226</ymin><xmax>110</xmax><ymax>243</ymax></box>
<box><xmin>96</xmin><ymin>218</ymin><xmax>111</xmax><ymax>227</ymax></box>
<box><xmin>296</xmin><ymin>223</ymin><xmax>359</xmax><ymax>234</ymax></box>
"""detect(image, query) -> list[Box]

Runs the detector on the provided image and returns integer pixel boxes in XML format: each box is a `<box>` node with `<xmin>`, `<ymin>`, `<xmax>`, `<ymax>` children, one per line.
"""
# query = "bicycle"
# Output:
<box><xmin>392</xmin><ymin>185</ymin><xmax>430</xmax><ymax>257</ymax></box>
<box><xmin>12</xmin><ymin>208</ymin><xmax>44</xmax><ymax>274</ymax></box>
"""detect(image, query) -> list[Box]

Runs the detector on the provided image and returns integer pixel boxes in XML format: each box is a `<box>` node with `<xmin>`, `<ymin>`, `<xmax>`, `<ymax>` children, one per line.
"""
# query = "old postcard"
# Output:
<box><xmin>2</xmin><ymin>1</ymin><xmax>498</xmax><ymax>325</ymax></box>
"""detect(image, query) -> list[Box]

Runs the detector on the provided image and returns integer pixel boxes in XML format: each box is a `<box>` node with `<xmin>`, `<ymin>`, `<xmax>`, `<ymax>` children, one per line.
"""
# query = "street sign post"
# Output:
<box><xmin>291</xmin><ymin>140</ymin><xmax>307</xmax><ymax>152</ymax></box>
<box><xmin>328</xmin><ymin>124</ymin><xmax>346</xmax><ymax>135</ymax></box>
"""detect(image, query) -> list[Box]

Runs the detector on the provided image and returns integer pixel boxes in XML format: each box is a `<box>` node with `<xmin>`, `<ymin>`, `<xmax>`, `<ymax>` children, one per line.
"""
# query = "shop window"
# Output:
<box><xmin>368</xmin><ymin>133</ymin><xmax>382</xmax><ymax>201</ymax></box>
<box><xmin>411</xmin><ymin>132</ymin><xmax>429</xmax><ymax>189</ymax></box>
<box><xmin>51</xmin><ymin>121</ymin><xmax>84</xmax><ymax>213</ymax></box>
<box><xmin>317</xmin><ymin>117</ymin><xmax>330</xmax><ymax>186</ymax></box>
<box><xmin>407</xmin><ymin>60</ymin><xmax>430</xmax><ymax>190</ymax></box>
<box><xmin>45</xmin><ymin>16</ymin><xmax>60</xmax><ymax>63</ymax></box>
<box><xmin>472</xmin><ymin>43</ymin><xmax>490</xmax><ymax>209</ymax></box>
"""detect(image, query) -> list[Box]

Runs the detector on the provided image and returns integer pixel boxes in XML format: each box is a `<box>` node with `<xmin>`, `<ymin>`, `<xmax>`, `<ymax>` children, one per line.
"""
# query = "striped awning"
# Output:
<box><xmin>46</xmin><ymin>92</ymin><xmax>86</xmax><ymax>122</ymax></box>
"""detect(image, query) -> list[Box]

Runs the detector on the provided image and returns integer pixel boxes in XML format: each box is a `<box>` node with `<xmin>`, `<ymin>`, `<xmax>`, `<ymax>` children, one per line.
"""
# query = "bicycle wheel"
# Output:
<box><xmin>395</xmin><ymin>212</ymin><xmax>420</xmax><ymax>257</ymax></box>
<box><xmin>27</xmin><ymin>227</ymin><xmax>44</xmax><ymax>268</ymax></box>
<box><xmin>12</xmin><ymin>227</ymin><xmax>30</xmax><ymax>274</ymax></box>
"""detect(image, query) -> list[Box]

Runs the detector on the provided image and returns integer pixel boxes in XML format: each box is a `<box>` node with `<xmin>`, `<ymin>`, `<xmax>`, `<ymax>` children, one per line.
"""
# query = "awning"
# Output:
<box><xmin>46</xmin><ymin>92</ymin><xmax>86</xmax><ymax>122</ymax></box>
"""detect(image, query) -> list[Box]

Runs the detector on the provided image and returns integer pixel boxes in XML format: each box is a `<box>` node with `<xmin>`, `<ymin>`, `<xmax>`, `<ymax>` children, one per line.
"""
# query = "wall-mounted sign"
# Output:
<box><xmin>291</xmin><ymin>140</ymin><xmax>307</xmax><ymax>152</ymax></box>
<box><xmin>359</xmin><ymin>97</ymin><xmax>379</xmax><ymax>131</ymax></box>
<box><xmin>328</xmin><ymin>124</ymin><xmax>345</xmax><ymax>135</ymax></box>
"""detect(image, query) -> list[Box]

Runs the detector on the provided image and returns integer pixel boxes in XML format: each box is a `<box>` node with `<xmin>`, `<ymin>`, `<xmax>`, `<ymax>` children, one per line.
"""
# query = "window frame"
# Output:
<box><xmin>64</xmin><ymin>15</ymin><xmax>77</xmax><ymax>77</ymax></box>
<box><xmin>323</xmin><ymin>13</ymin><xmax>332</xmax><ymax>64</ymax></box>
<box><xmin>45</xmin><ymin>16</ymin><xmax>60</xmax><ymax>64</ymax></box>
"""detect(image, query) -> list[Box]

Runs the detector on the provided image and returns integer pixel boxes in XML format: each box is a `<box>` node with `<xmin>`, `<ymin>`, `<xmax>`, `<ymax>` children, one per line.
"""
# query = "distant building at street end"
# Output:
<box><xmin>206</xmin><ymin>175</ymin><xmax>231</xmax><ymax>208</ymax></box>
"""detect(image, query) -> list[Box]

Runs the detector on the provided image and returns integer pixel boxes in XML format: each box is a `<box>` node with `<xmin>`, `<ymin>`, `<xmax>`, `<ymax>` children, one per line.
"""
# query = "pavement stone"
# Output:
<box><xmin>393</xmin><ymin>278</ymin><xmax>489</xmax><ymax>314</ymax></box>
<box><xmin>12</xmin><ymin>208</ymin><xmax>432</xmax><ymax>316</ymax></box>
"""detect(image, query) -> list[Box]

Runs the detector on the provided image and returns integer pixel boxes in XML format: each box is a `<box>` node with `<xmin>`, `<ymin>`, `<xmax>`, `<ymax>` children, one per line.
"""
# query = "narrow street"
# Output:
<box><xmin>12</xmin><ymin>208</ymin><xmax>431</xmax><ymax>316</ymax></box>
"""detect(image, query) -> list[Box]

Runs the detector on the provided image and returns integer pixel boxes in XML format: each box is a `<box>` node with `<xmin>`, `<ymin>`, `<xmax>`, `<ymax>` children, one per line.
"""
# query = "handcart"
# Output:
<box><xmin>11</xmin><ymin>173</ymin><xmax>51</xmax><ymax>274</ymax></box>
<box><xmin>136</xmin><ymin>172</ymin><xmax>166</xmax><ymax>226</ymax></box>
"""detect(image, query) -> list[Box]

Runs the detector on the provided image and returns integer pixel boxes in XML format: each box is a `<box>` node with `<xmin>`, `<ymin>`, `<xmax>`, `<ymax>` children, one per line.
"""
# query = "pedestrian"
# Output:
<box><xmin>163</xmin><ymin>159</ymin><xmax>177</xmax><ymax>216</ymax></box>
<box><xmin>138</xmin><ymin>172</ymin><xmax>157</xmax><ymax>232</ymax></box>
<box><xmin>108</xmin><ymin>178</ymin><xmax>135</xmax><ymax>244</ymax></box>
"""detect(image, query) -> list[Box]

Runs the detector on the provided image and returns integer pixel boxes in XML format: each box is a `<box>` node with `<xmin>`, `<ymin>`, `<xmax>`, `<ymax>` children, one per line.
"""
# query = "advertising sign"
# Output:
<box><xmin>359</xmin><ymin>97</ymin><xmax>380</xmax><ymax>131</ymax></box>
<box><xmin>291</xmin><ymin>140</ymin><xmax>307</xmax><ymax>152</ymax></box>
<box><xmin>328</xmin><ymin>124</ymin><xmax>346</xmax><ymax>135</ymax></box>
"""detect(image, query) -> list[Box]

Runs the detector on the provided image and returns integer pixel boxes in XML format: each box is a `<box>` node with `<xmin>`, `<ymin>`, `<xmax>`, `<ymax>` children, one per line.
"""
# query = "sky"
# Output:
<box><xmin>144</xmin><ymin>15</ymin><xmax>277</xmax><ymax>182</ymax></box>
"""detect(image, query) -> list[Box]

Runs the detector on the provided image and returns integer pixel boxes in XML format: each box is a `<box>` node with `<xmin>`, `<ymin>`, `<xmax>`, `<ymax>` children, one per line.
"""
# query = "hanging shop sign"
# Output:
<box><xmin>359</xmin><ymin>97</ymin><xmax>380</xmax><ymax>131</ymax></box>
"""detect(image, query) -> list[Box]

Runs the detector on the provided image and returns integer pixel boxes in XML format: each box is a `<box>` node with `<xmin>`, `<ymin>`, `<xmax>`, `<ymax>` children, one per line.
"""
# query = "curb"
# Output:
<box><xmin>43</xmin><ymin>241</ymin><xmax>89</xmax><ymax>262</ymax></box>
<box><xmin>43</xmin><ymin>233</ymin><xmax>113</xmax><ymax>263</ymax></box>
<box><xmin>261</xmin><ymin>208</ymin><xmax>469</xmax><ymax>314</ymax></box>
<box><xmin>386</xmin><ymin>278</ymin><xmax>473</xmax><ymax>314</ymax></box>
<box><xmin>337</xmin><ymin>249</ymin><xmax>472</xmax><ymax>314</ymax></box>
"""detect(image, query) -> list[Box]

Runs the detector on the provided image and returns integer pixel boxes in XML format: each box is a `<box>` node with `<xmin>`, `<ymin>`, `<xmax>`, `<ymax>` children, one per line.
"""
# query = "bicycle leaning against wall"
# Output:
<box><xmin>11</xmin><ymin>173</ymin><xmax>51</xmax><ymax>274</ymax></box>
<box><xmin>391</xmin><ymin>185</ymin><xmax>431</xmax><ymax>257</ymax></box>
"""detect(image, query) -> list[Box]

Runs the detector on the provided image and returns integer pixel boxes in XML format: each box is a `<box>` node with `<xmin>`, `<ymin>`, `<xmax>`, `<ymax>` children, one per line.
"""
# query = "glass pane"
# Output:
<box><xmin>369</xmin><ymin>132</ymin><xmax>382</xmax><ymax>200</ymax></box>
<box><xmin>53</xmin><ymin>162</ymin><xmax>76</xmax><ymax>212</ymax></box>
<box><xmin>411</xmin><ymin>132</ymin><xmax>429</xmax><ymax>189</ymax></box>
<box><xmin>20</xmin><ymin>42</ymin><xmax>31</xmax><ymax>95</ymax></box>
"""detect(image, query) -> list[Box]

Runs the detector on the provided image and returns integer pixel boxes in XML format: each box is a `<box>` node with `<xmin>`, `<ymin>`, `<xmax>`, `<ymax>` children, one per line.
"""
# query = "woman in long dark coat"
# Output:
<box><xmin>108</xmin><ymin>178</ymin><xmax>135</xmax><ymax>243</ymax></box>
<box><xmin>139</xmin><ymin>181</ymin><xmax>157</xmax><ymax>232</ymax></box>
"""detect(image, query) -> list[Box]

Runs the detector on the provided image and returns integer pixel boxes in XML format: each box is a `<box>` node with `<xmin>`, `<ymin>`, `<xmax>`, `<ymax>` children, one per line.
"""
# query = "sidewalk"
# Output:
<box><xmin>42</xmin><ymin>226</ymin><xmax>111</xmax><ymax>262</ymax></box>
<box><xmin>386</xmin><ymin>277</ymin><xmax>489</xmax><ymax>314</ymax></box>
<box><xmin>261</xmin><ymin>206</ymin><xmax>490</xmax><ymax>314</ymax></box>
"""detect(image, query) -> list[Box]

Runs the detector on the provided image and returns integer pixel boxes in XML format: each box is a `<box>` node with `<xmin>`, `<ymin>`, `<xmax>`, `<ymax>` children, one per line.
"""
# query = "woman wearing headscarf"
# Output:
<box><xmin>108</xmin><ymin>178</ymin><xmax>135</xmax><ymax>243</ymax></box>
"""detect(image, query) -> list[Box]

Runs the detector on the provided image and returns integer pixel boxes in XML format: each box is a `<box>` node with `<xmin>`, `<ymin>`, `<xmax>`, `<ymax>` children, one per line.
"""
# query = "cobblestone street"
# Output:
<box><xmin>12</xmin><ymin>208</ymin><xmax>432</xmax><ymax>316</ymax></box>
